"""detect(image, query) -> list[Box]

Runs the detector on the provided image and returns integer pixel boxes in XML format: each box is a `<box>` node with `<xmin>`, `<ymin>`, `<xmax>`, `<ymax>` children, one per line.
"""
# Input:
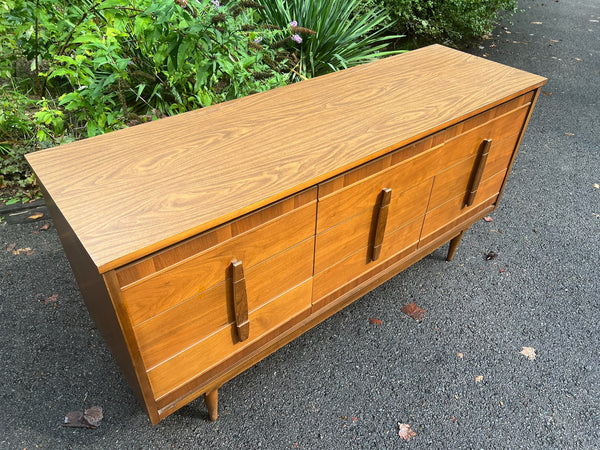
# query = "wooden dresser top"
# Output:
<box><xmin>27</xmin><ymin>44</ymin><xmax>546</xmax><ymax>272</ymax></box>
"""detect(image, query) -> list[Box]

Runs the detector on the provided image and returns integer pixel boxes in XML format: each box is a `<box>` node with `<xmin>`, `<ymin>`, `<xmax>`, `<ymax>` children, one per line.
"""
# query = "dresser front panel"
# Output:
<box><xmin>313</xmin><ymin>219</ymin><xmax>423</xmax><ymax>303</ymax></box>
<box><xmin>113</xmin><ymin>190</ymin><xmax>317</xmax><ymax>401</ymax></box>
<box><xmin>427</xmin><ymin>104</ymin><xmax>530</xmax><ymax>211</ymax></box>
<box><xmin>420</xmin><ymin>170</ymin><xmax>507</xmax><ymax>246</ymax></box>
<box><xmin>314</xmin><ymin>179</ymin><xmax>433</xmax><ymax>274</ymax></box>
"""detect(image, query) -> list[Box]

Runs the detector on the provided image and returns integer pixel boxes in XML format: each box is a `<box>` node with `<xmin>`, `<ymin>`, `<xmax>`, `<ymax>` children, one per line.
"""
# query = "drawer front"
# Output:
<box><xmin>133</xmin><ymin>237</ymin><xmax>314</xmax><ymax>370</ymax></box>
<box><xmin>313</xmin><ymin>218</ymin><xmax>422</xmax><ymax>302</ymax></box>
<box><xmin>420</xmin><ymin>170</ymin><xmax>507</xmax><ymax>244</ymax></box>
<box><xmin>120</xmin><ymin>200</ymin><xmax>316</xmax><ymax>326</ymax></box>
<box><xmin>147</xmin><ymin>279</ymin><xmax>313</xmax><ymax>399</ymax></box>
<box><xmin>427</xmin><ymin>104</ymin><xmax>529</xmax><ymax>211</ymax></box>
<box><xmin>314</xmin><ymin>178</ymin><xmax>432</xmax><ymax>274</ymax></box>
<box><xmin>317</xmin><ymin>144</ymin><xmax>442</xmax><ymax>234</ymax></box>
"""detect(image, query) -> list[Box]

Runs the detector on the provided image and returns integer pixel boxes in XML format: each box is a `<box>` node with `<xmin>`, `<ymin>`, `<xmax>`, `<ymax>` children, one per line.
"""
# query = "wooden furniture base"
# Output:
<box><xmin>204</xmin><ymin>389</ymin><xmax>219</xmax><ymax>422</ymax></box>
<box><xmin>26</xmin><ymin>45</ymin><xmax>546</xmax><ymax>424</ymax></box>
<box><xmin>446</xmin><ymin>231</ymin><xmax>465</xmax><ymax>262</ymax></box>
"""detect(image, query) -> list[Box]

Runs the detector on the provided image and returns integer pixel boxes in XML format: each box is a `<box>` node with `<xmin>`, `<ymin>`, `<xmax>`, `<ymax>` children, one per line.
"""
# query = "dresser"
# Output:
<box><xmin>26</xmin><ymin>45</ymin><xmax>546</xmax><ymax>424</ymax></box>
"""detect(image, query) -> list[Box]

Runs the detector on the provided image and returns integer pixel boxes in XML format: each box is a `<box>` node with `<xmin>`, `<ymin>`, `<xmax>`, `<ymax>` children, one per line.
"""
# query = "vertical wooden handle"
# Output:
<box><xmin>371</xmin><ymin>188</ymin><xmax>392</xmax><ymax>262</ymax></box>
<box><xmin>465</xmin><ymin>139</ymin><xmax>492</xmax><ymax>207</ymax></box>
<box><xmin>231</xmin><ymin>259</ymin><xmax>249</xmax><ymax>342</ymax></box>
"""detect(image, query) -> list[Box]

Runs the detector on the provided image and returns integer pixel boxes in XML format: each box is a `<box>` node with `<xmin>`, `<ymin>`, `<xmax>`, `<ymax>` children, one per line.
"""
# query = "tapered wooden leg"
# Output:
<box><xmin>446</xmin><ymin>231</ymin><xmax>465</xmax><ymax>262</ymax></box>
<box><xmin>204</xmin><ymin>389</ymin><xmax>219</xmax><ymax>421</ymax></box>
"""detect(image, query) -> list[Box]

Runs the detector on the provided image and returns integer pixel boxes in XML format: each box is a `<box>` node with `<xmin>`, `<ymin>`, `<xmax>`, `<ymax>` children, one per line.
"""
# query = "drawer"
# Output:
<box><xmin>314</xmin><ymin>178</ymin><xmax>432</xmax><ymax>274</ymax></box>
<box><xmin>420</xmin><ymin>170</ymin><xmax>507</xmax><ymax>244</ymax></box>
<box><xmin>119</xmin><ymin>199</ymin><xmax>317</xmax><ymax>326</ymax></box>
<box><xmin>317</xmin><ymin>145</ymin><xmax>442</xmax><ymax>233</ymax></box>
<box><xmin>427</xmin><ymin>104</ymin><xmax>529</xmax><ymax>211</ymax></box>
<box><xmin>313</xmin><ymin>218</ymin><xmax>423</xmax><ymax>303</ymax></box>
<box><xmin>147</xmin><ymin>279</ymin><xmax>313</xmax><ymax>399</ymax></box>
<box><xmin>132</xmin><ymin>237</ymin><xmax>314</xmax><ymax>370</ymax></box>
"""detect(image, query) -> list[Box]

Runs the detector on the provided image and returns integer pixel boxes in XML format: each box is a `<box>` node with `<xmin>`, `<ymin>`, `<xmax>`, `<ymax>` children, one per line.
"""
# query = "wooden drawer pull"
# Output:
<box><xmin>465</xmin><ymin>139</ymin><xmax>492</xmax><ymax>207</ymax></box>
<box><xmin>231</xmin><ymin>260</ymin><xmax>250</xmax><ymax>342</ymax></box>
<box><xmin>371</xmin><ymin>188</ymin><xmax>392</xmax><ymax>262</ymax></box>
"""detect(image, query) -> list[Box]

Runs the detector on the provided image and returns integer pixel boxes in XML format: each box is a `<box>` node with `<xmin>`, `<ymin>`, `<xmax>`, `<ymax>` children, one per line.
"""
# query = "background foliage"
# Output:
<box><xmin>378</xmin><ymin>0</ymin><xmax>518</xmax><ymax>44</ymax></box>
<box><xmin>0</xmin><ymin>0</ymin><xmax>518</xmax><ymax>207</ymax></box>
<box><xmin>255</xmin><ymin>0</ymin><xmax>399</xmax><ymax>79</ymax></box>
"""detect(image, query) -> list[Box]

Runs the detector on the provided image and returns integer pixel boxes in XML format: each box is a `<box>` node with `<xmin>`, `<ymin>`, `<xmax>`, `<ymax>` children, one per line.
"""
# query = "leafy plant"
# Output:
<box><xmin>255</xmin><ymin>0</ymin><xmax>402</xmax><ymax>79</ymax></box>
<box><xmin>2</xmin><ymin>0</ymin><xmax>292</xmax><ymax>140</ymax></box>
<box><xmin>377</xmin><ymin>0</ymin><xmax>518</xmax><ymax>45</ymax></box>
<box><xmin>0</xmin><ymin>83</ymin><xmax>36</xmax><ymax>155</ymax></box>
<box><xmin>0</xmin><ymin>145</ymin><xmax>41</xmax><ymax>206</ymax></box>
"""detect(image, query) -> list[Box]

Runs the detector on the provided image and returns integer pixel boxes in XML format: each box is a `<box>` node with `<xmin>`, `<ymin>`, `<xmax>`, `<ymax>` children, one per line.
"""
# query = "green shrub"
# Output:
<box><xmin>2</xmin><ymin>0</ymin><xmax>292</xmax><ymax>140</ymax></box>
<box><xmin>255</xmin><ymin>0</ymin><xmax>402</xmax><ymax>79</ymax></box>
<box><xmin>379</xmin><ymin>0</ymin><xmax>518</xmax><ymax>45</ymax></box>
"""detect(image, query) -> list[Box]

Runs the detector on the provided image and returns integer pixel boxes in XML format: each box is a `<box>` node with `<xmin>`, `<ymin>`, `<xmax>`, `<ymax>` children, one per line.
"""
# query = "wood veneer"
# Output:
<box><xmin>26</xmin><ymin>45</ymin><xmax>546</xmax><ymax>424</ymax></box>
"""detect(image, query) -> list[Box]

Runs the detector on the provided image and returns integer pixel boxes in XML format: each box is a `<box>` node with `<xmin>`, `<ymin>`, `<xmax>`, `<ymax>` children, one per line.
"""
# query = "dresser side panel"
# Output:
<box><xmin>37</xmin><ymin>182</ymin><xmax>153</xmax><ymax>418</ymax></box>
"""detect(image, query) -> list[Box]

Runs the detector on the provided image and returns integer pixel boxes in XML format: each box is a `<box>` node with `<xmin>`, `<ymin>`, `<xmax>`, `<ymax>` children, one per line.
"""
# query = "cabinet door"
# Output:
<box><xmin>113</xmin><ymin>189</ymin><xmax>316</xmax><ymax>400</ymax></box>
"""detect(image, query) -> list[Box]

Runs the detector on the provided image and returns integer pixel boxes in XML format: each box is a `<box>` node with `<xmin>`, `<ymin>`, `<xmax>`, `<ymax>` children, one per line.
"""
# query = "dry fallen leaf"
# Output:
<box><xmin>369</xmin><ymin>317</ymin><xmax>382</xmax><ymax>325</ymax></box>
<box><xmin>7</xmin><ymin>243</ymin><xmax>17</xmax><ymax>252</ymax></box>
<box><xmin>566</xmin><ymin>132</ymin><xmax>575</xmax><ymax>136</ymax></box>
<box><xmin>520</xmin><ymin>347</ymin><xmax>536</xmax><ymax>360</ymax></box>
<box><xmin>457</xmin><ymin>352</ymin><xmax>464</xmax><ymax>359</ymax></box>
<box><xmin>542</xmin><ymin>91</ymin><xmax>552</xmax><ymax>96</ymax></box>
<box><xmin>475</xmin><ymin>375</ymin><xmax>484</xmax><ymax>383</ymax></box>
<box><xmin>40</xmin><ymin>223</ymin><xmax>51</xmax><ymax>231</ymax></box>
<box><xmin>83</xmin><ymin>406</ymin><xmax>103</xmax><ymax>428</ymax></box>
<box><xmin>398</xmin><ymin>423</ymin><xmax>416</xmax><ymax>441</ymax></box>
<box><xmin>12</xmin><ymin>247</ymin><xmax>34</xmax><ymax>255</ymax></box>
<box><xmin>63</xmin><ymin>410</ymin><xmax>84</xmax><ymax>428</ymax></box>
<box><xmin>594</xmin><ymin>183</ymin><xmax>599</xmax><ymax>189</ymax></box>
<box><xmin>483</xmin><ymin>216</ymin><xmax>494</xmax><ymax>222</ymax></box>
<box><xmin>44</xmin><ymin>294</ymin><xmax>59</xmax><ymax>306</ymax></box>
<box><xmin>63</xmin><ymin>406</ymin><xmax>103</xmax><ymax>429</ymax></box>
<box><xmin>450</xmin><ymin>415</ymin><xmax>457</xmax><ymax>423</ymax></box>
<box><xmin>401</xmin><ymin>302</ymin><xmax>425</xmax><ymax>321</ymax></box>
<box><xmin>531</xmin><ymin>21</ymin><xmax>543</xmax><ymax>24</ymax></box>
<box><xmin>28</xmin><ymin>212</ymin><xmax>44</xmax><ymax>220</ymax></box>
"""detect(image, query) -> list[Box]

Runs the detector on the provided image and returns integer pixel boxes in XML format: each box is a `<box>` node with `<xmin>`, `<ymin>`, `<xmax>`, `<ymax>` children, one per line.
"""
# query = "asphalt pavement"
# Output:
<box><xmin>1</xmin><ymin>0</ymin><xmax>599</xmax><ymax>448</ymax></box>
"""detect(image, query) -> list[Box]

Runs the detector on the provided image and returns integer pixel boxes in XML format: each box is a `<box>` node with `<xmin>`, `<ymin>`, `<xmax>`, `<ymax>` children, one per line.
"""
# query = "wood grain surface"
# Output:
<box><xmin>26</xmin><ymin>45</ymin><xmax>546</xmax><ymax>272</ymax></box>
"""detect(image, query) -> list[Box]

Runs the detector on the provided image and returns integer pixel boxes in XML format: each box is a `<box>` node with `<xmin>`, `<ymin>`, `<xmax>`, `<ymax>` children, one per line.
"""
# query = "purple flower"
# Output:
<box><xmin>289</xmin><ymin>20</ymin><xmax>298</xmax><ymax>27</ymax></box>
<box><xmin>291</xmin><ymin>33</ymin><xmax>302</xmax><ymax>44</ymax></box>
<box><xmin>210</xmin><ymin>0</ymin><xmax>219</xmax><ymax>9</ymax></box>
